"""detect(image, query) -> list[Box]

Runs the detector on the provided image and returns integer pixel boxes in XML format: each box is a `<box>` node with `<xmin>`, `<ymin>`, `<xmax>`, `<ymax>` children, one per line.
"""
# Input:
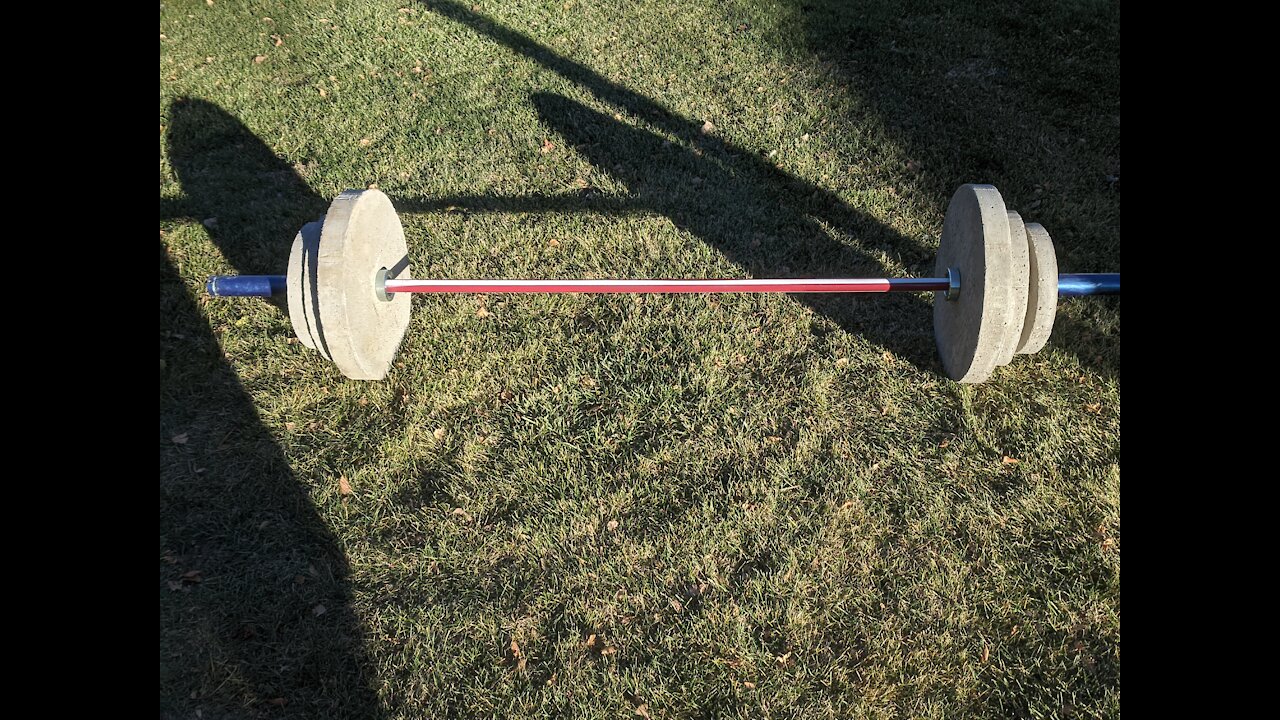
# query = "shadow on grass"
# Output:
<box><xmin>532</xmin><ymin>91</ymin><xmax>939</xmax><ymax>368</ymax></box>
<box><xmin>160</xmin><ymin>98</ymin><xmax>383</xmax><ymax>719</ymax></box>
<box><xmin>412</xmin><ymin>0</ymin><xmax>942</xmax><ymax>373</ymax></box>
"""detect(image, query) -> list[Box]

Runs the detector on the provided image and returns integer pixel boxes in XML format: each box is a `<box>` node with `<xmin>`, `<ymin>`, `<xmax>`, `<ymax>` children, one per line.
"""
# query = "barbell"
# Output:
<box><xmin>204</xmin><ymin>184</ymin><xmax>1119</xmax><ymax>382</ymax></box>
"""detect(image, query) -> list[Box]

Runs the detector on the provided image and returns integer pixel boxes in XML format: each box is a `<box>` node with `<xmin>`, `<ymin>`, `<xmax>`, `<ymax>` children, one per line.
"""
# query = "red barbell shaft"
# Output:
<box><xmin>382</xmin><ymin>277</ymin><xmax>950</xmax><ymax>293</ymax></box>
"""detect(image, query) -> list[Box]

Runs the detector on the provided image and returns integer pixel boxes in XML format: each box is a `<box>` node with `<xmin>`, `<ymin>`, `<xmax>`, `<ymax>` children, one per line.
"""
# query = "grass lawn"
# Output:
<box><xmin>160</xmin><ymin>1</ymin><xmax>1120</xmax><ymax>717</ymax></box>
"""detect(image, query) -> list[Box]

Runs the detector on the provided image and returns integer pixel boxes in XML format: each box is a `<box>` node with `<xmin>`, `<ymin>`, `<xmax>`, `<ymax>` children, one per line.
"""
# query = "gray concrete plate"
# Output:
<box><xmin>315</xmin><ymin>189</ymin><xmax>412</xmax><ymax>380</ymax></box>
<box><xmin>933</xmin><ymin>184</ymin><xmax>1014</xmax><ymax>383</ymax></box>
<box><xmin>1016</xmin><ymin>222</ymin><xmax>1058</xmax><ymax>355</ymax></box>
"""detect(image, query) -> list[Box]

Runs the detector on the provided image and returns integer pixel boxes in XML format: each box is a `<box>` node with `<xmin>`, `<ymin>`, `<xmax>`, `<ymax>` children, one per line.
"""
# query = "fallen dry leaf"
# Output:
<box><xmin>312</xmin><ymin>604</ymin><xmax>327</xmax><ymax>617</ymax></box>
<box><xmin>171</xmin><ymin>433</ymin><xmax>189</xmax><ymax>445</ymax></box>
<box><xmin>670</xmin><ymin>599</ymin><xmax>683</xmax><ymax>612</ymax></box>
<box><xmin>981</xmin><ymin>645</ymin><xmax>990</xmax><ymax>663</ymax></box>
<box><xmin>181</xmin><ymin>570</ymin><xmax>203</xmax><ymax>583</ymax></box>
<box><xmin>541</xmin><ymin>139</ymin><xmax>556</xmax><ymax>153</ymax></box>
<box><xmin>285</xmin><ymin>422</ymin><xmax>297</xmax><ymax>431</ymax></box>
<box><xmin>607</xmin><ymin>519</ymin><xmax>619</xmax><ymax>532</ymax></box>
<box><xmin>338</xmin><ymin>476</ymin><xmax>353</xmax><ymax>496</ymax></box>
<box><xmin>434</xmin><ymin>427</ymin><xmax>447</xmax><ymax>440</ymax></box>
<box><xmin>318</xmin><ymin>87</ymin><xmax>328</xmax><ymax>97</ymax></box>
<box><xmin>360</xmin><ymin>137</ymin><xmax>372</xmax><ymax>146</ymax></box>
<box><xmin>548</xmin><ymin>238</ymin><xmax>561</xmax><ymax>247</ymax></box>
<box><xmin>451</xmin><ymin>507</ymin><xmax>472</xmax><ymax>522</ymax></box>
<box><xmin>776</xmin><ymin>651</ymin><xmax>792</xmax><ymax>665</ymax></box>
<box><xmin>743</xmin><ymin>681</ymin><xmax>756</xmax><ymax>689</ymax></box>
<box><xmin>272</xmin><ymin>34</ymin><xmax>283</xmax><ymax>46</ymax></box>
<box><xmin>267</xmin><ymin>698</ymin><xmax>287</xmax><ymax>707</ymax></box>
<box><xmin>510</xmin><ymin>639</ymin><xmax>522</xmax><ymax>658</ymax></box>
<box><xmin>580</xmin><ymin>376</ymin><xmax>597</xmax><ymax>388</ymax></box>
<box><xmin>701</xmin><ymin>120</ymin><xmax>716</xmax><ymax>133</ymax></box>
<box><xmin>634</xmin><ymin>704</ymin><xmax>650</xmax><ymax>718</ymax></box>
<box><xmin>585</xmin><ymin>633</ymin><xmax>598</xmax><ymax>649</ymax></box>
<box><xmin>167</xmin><ymin>580</ymin><xmax>184</xmax><ymax>591</ymax></box>
<box><xmin>1085</xmin><ymin>402</ymin><xmax>1102</xmax><ymax>413</ymax></box>
<box><xmin>1002</xmin><ymin>456</ymin><xmax>1020</xmax><ymax>465</ymax></box>
<box><xmin>253</xmin><ymin>55</ymin><xmax>267</xmax><ymax>64</ymax></box>
<box><xmin>475</xmin><ymin>306</ymin><xmax>491</xmax><ymax>318</ymax></box>
<box><xmin>600</xmin><ymin>646</ymin><xmax>617</xmax><ymax>656</ymax></box>
<box><xmin>1101</xmin><ymin>538</ymin><xmax>1116</xmax><ymax>551</ymax></box>
<box><xmin>834</xmin><ymin>357</ymin><xmax>850</xmax><ymax>367</ymax></box>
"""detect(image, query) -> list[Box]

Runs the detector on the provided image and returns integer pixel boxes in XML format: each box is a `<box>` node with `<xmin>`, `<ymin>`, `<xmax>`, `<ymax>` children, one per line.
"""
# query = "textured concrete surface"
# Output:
<box><xmin>315</xmin><ymin>189</ymin><xmax>412</xmax><ymax>380</ymax></box>
<box><xmin>286</xmin><ymin>220</ymin><xmax>330</xmax><ymax>357</ymax></box>
<box><xmin>1016</xmin><ymin>222</ymin><xmax>1059</xmax><ymax>355</ymax></box>
<box><xmin>933</xmin><ymin>184</ymin><xmax>1013</xmax><ymax>383</ymax></box>
<box><xmin>997</xmin><ymin>211</ymin><xmax>1031</xmax><ymax>366</ymax></box>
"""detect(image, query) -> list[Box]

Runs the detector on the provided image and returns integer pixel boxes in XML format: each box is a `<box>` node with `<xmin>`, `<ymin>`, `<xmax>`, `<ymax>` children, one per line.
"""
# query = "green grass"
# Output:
<box><xmin>160</xmin><ymin>1</ymin><xmax>1120</xmax><ymax>717</ymax></box>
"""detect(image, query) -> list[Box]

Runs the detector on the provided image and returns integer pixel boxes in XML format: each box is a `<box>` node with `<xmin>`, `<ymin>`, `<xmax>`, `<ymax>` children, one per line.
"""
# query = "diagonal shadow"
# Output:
<box><xmin>529</xmin><ymin>91</ymin><xmax>938</xmax><ymax>366</ymax></box>
<box><xmin>413</xmin><ymin>0</ymin><xmax>941</xmax><ymax>370</ymax></box>
<box><xmin>419</xmin><ymin>0</ymin><xmax>903</xmax><ymax>248</ymax></box>
<box><xmin>160</xmin><ymin>98</ymin><xmax>383</xmax><ymax>719</ymax></box>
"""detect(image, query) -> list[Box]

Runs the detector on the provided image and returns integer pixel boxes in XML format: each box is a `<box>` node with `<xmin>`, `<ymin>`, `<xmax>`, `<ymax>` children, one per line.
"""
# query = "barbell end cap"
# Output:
<box><xmin>944</xmin><ymin>267</ymin><xmax>961</xmax><ymax>301</ymax></box>
<box><xmin>375</xmin><ymin>267</ymin><xmax>392</xmax><ymax>302</ymax></box>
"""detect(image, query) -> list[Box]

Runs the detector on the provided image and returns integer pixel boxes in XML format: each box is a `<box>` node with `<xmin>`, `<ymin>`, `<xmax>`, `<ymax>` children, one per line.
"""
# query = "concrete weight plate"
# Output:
<box><xmin>1015</xmin><ymin>222</ymin><xmax>1058</xmax><ymax>355</ymax></box>
<box><xmin>933</xmin><ymin>184</ymin><xmax>1014</xmax><ymax>383</ymax></box>
<box><xmin>997</xmin><ymin>211</ymin><xmax>1031</xmax><ymax>366</ymax></box>
<box><xmin>286</xmin><ymin>220</ymin><xmax>330</xmax><ymax>357</ymax></box>
<box><xmin>315</xmin><ymin>189</ymin><xmax>412</xmax><ymax>380</ymax></box>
